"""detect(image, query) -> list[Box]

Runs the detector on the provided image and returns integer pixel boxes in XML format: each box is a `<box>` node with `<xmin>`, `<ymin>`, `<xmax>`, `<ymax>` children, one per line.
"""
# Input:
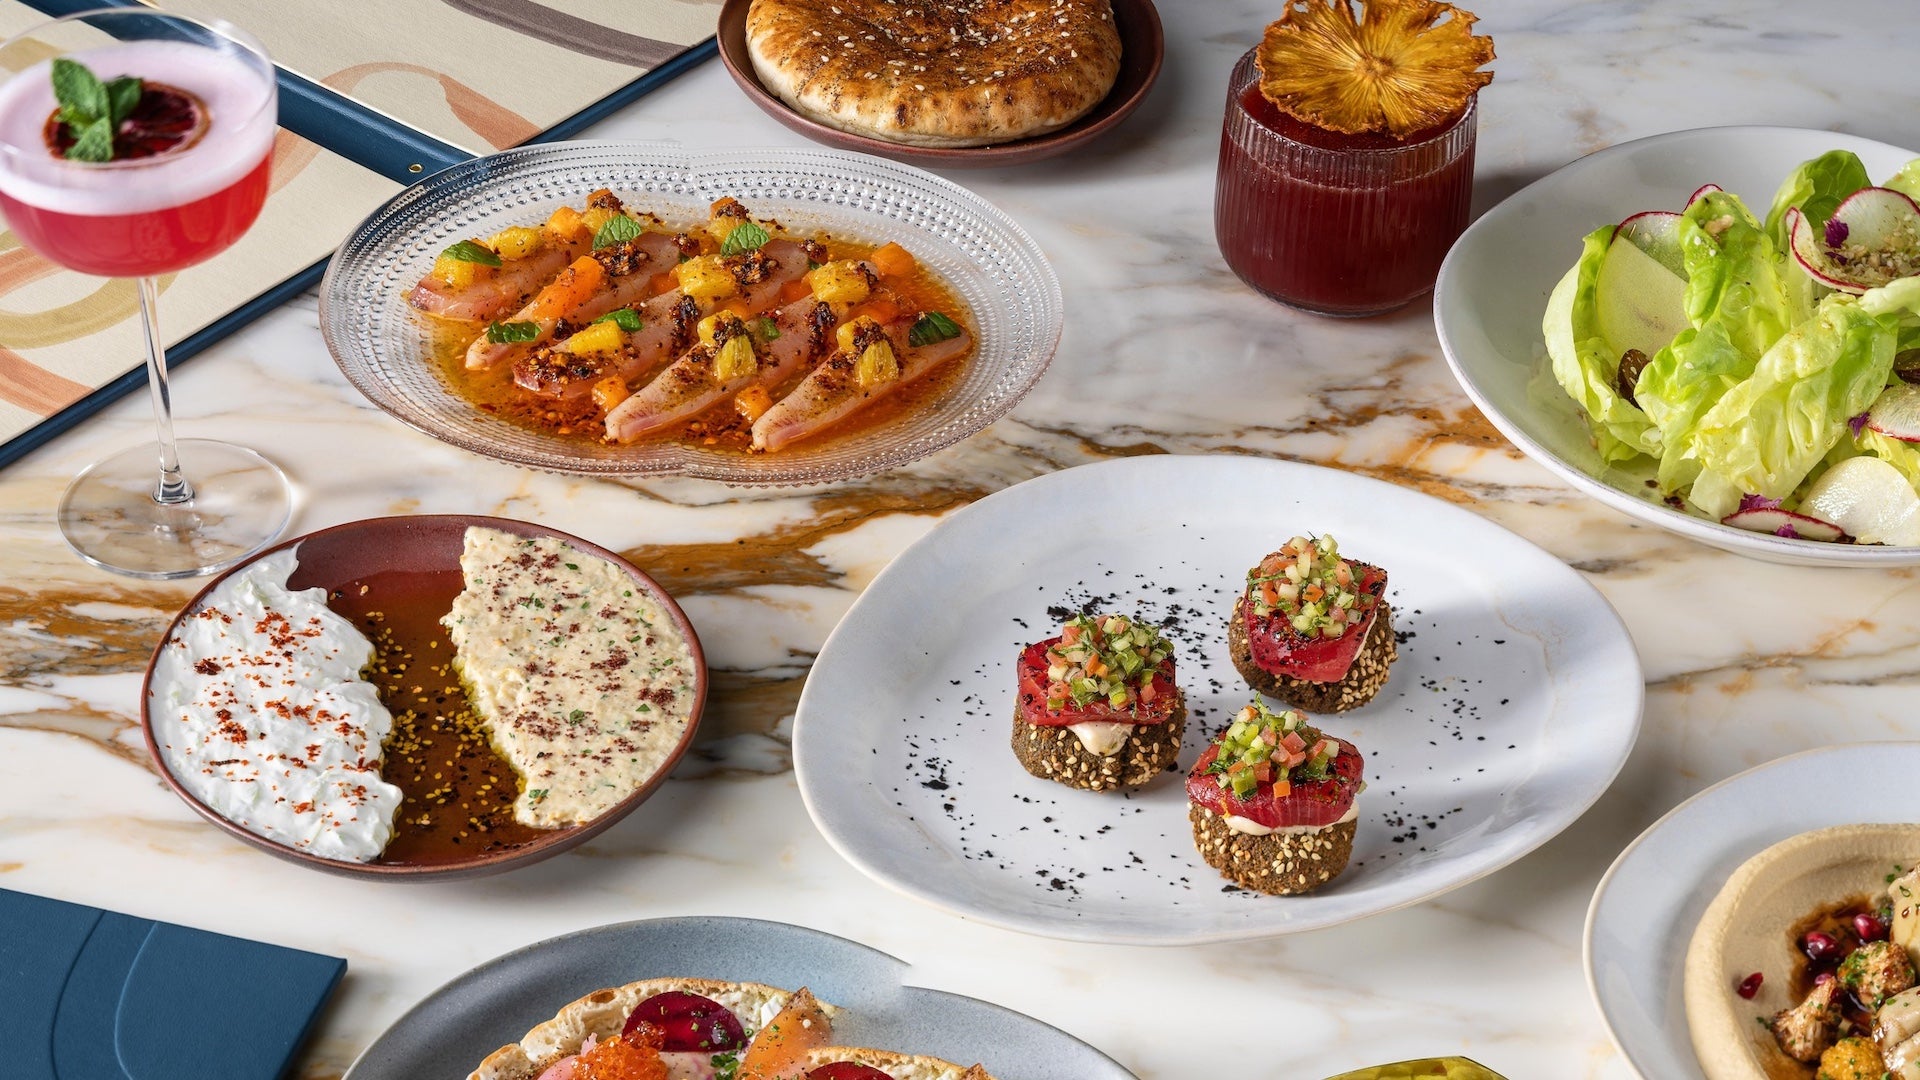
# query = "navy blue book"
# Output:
<box><xmin>0</xmin><ymin>889</ymin><xmax>345</xmax><ymax>1080</ymax></box>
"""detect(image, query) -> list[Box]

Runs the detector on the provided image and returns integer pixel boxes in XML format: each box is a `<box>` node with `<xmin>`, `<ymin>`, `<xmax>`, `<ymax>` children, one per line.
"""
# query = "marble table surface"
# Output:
<box><xmin>5</xmin><ymin>2</ymin><xmax>1920</xmax><ymax>1078</ymax></box>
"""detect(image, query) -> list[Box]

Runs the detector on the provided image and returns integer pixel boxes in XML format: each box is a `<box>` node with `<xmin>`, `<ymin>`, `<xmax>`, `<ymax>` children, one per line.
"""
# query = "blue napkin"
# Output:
<box><xmin>0</xmin><ymin>888</ymin><xmax>345</xmax><ymax>1080</ymax></box>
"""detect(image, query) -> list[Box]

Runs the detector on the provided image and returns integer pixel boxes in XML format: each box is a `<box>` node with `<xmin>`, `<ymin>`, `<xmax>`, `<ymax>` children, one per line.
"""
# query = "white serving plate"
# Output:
<box><xmin>794</xmin><ymin>455</ymin><xmax>1643</xmax><ymax>944</ymax></box>
<box><xmin>1584</xmin><ymin>742</ymin><xmax>1920</xmax><ymax>1079</ymax></box>
<box><xmin>1434</xmin><ymin>125</ymin><xmax>1919</xmax><ymax>566</ymax></box>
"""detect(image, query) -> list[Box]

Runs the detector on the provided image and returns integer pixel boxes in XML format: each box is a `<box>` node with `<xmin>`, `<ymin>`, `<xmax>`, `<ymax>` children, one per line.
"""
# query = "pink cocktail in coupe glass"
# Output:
<box><xmin>0</xmin><ymin>9</ymin><xmax>289</xmax><ymax>578</ymax></box>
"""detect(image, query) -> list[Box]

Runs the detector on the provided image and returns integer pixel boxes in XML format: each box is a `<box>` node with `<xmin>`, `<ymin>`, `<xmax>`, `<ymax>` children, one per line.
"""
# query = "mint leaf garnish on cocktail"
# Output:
<box><xmin>50</xmin><ymin>58</ymin><xmax>144</xmax><ymax>162</ymax></box>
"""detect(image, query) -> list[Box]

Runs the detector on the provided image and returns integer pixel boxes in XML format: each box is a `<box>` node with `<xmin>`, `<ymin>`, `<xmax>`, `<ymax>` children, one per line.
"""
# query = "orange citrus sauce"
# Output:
<box><xmin>423</xmin><ymin>233</ymin><xmax>973</xmax><ymax>453</ymax></box>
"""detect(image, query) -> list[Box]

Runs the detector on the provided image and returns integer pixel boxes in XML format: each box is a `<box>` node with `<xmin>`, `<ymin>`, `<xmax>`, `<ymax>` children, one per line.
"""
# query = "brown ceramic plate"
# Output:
<box><xmin>716</xmin><ymin>0</ymin><xmax>1163</xmax><ymax>168</ymax></box>
<box><xmin>140</xmin><ymin>515</ymin><xmax>706</xmax><ymax>881</ymax></box>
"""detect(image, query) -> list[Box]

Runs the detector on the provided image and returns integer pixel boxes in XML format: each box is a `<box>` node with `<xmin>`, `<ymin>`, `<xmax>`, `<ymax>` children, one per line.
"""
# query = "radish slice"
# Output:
<box><xmin>1786</xmin><ymin>187</ymin><xmax>1920</xmax><ymax>293</ymax></box>
<box><xmin>1868</xmin><ymin>383</ymin><xmax>1920</xmax><ymax>442</ymax></box>
<box><xmin>1800</xmin><ymin>456</ymin><xmax>1920</xmax><ymax>546</ymax></box>
<box><xmin>1688</xmin><ymin>183</ymin><xmax>1724</xmax><ymax>204</ymax></box>
<box><xmin>1720</xmin><ymin>506</ymin><xmax>1846</xmax><ymax>542</ymax></box>
<box><xmin>1612</xmin><ymin>210</ymin><xmax>1688</xmax><ymax>277</ymax></box>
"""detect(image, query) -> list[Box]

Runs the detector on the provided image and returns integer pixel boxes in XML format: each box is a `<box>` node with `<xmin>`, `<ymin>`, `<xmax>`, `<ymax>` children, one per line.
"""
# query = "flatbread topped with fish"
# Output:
<box><xmin>800</xmin><ymin>1047</ymin><xmax>997</xmax><ymax>1080</ymax></box>
<box><xmin>470</xmin><ymin>977</ymin><xmax>819</xmax><ymax>1080</ymax></box>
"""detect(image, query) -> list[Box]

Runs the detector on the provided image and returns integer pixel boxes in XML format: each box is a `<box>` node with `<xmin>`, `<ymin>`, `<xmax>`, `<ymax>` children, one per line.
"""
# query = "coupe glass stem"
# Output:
<box><xmin>136</xmin><ymin>275</ymin><xmax>194</xmax><ymax>506</ymax></box>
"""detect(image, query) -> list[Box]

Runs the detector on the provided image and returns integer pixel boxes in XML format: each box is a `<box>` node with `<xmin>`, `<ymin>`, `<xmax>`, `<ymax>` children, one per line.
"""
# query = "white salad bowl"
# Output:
<box><xmin>1435</xmin><ymin>126</ymin><xmax>1920</xmax><ymax>567</ymax></box>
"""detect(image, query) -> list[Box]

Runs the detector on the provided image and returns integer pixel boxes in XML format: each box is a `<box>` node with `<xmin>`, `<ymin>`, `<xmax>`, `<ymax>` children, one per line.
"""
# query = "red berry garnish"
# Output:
<box><xmin>1736</xmin><ymin>972</ymin><xmax>1763</xmax><ymax>999</ymax></box>
<box><xmin>1802</xmin><ymin>930</ymin><xmax>1843</xmax><ymax>963</ymax></box>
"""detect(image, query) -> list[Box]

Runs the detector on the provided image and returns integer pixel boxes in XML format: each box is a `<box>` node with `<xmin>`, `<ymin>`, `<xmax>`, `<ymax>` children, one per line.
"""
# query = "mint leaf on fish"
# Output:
<box><xmin>592</xmin><ymin>214</ymin><xmax>644</xmax><ymax>250</ymax></box>
<box><xmin>720</xmin><ymin>221</ymin><xmax>770</xmax><ymax>256</ymax></box>
<box><xmin>485</xmin><ymin>320</ymin><xmax>539</xmax><ymax>344</ymax></box>
<box><xmin>754</xmin><ymin>315</ymin><xmax>780</xmax><ymax>341</ymax></box>
<box><xmin>441</xmin><ymin>239</ymin><xmax>502</xmax><ymax>267</ymax></box>
<box><xmin>908</xmin><ymin>310</ymin><xmax>961</xmax><ymax>347</ymax></box>
<box><xmin>591</xmin><ymin>308</ymin><xmax>643</xmax><ymax>332</ymax></box>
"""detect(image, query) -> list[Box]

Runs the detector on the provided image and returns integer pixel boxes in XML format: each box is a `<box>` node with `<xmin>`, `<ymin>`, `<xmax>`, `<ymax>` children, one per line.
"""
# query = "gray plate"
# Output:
<box><xmin>343</xmin><ymin>917</ymin><xmax>1135</xmax><ymax>1080</ymax></box>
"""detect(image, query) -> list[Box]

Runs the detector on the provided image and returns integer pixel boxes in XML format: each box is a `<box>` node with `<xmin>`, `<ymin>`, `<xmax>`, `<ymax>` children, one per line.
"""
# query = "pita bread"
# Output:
<box><xmin>469</xmin><ymin>977</ymin><xmax>799</xmax><ymax>1080</ymax></box>
<box><xmin>802</xmin><ymin>1045</ymin><xmax>999</xmax><ymax>1080</ymax></box>
<box><xmin>744</xmin><ymin>0</ymin><xmax>1122</xmax><ymax>148</ymax></box>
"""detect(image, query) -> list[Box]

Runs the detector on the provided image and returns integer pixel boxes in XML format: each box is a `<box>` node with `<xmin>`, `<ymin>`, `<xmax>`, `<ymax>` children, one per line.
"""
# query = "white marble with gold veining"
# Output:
<box><xmin>4</xmin><ymin>2</ymin><xmax>1920</xmax><ymax>1078</ymax></box>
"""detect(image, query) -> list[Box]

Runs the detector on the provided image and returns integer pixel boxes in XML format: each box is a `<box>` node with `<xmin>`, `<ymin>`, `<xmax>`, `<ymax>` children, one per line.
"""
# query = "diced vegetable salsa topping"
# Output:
<box><xmin>1046</xmin><ymin>614</ymin><xmax>1173</xmax><ymax>712</ymax></box>
<box><xmin>1186</xmin><ymin>701</ymin><xmax>1362</xmax><ymax>828</ymax></box>
<box><xmin>1015</xmin><ymin>614</ymin><xmax>1179</xmax><ymax>727</ymax></box>
<box><xmin>1205</xmin><ymin>703</ymin><xmax>1336</xmax><ymax>798</ymax></box>
<box><xmin>1247</xmin><ymin>534</ymin><xmax>1378</xmax><ymax>639</ymax></box>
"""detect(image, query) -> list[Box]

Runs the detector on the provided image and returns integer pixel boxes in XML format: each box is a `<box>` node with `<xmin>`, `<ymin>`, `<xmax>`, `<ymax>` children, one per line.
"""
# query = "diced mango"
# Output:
<box><xmin>433</xmin><ymin>252</ymin><xmax>481</xmax><ymax>290</ymax></box>
<box><xmin>868</xmin><ymin>241</ymin><xmax>916</xmax><ymax>278</ymax></box>
<box><xmin>676</xmin><ymin>255</ymin><xmax>737</xmax><ymax>301</ymax></box>
<box><xmin>809</xmin><ymin>260</ymin><xmax>872</xmax><ymax>304</ymax></box>
<box><xmin>488</xmin><ymin>226</ymin><xmax>544</xmax><ymax>260</ymax></box>
<box><xmin>707</xmin><ymin>197</ymin><xmax>749</xmax><ymax>242</ymax></box>
<box><xmin>566</xmin><ymin>320</ymin><xmax>626</xmax><ymax>356</ymax></box>
<box><xmin>580</xmin><ymin>207</ymin><xmax>619</xmax><ymax>235</ymax></box>
<box><xmin>696</xmin><ymin>313</ymin><xmax>726</xmax><ymax>346</ymax></box>
<box><xmin>836</xmin><ymin>315</ymin><xmax>881</xmax><ymax>353</ymax></box>
<box><xmin>734</xmin><ymin>385</ymin><xmax>773</xmax><ymax>422</ymax></box>
<box><xmin>546</xmin><ymin>204</ymin><xmax>586</xmax><ymax>240</ymax></box>
<box><xmin>591</xmin><ymin>376</ymin><xmax>630</xmax><ymax>412</ymax></box>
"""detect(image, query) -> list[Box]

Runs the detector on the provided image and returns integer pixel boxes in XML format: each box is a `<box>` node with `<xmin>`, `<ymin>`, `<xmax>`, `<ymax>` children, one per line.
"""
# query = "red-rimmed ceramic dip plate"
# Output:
<box><xmin>140</xmin><ymin>514</ymin><xmax>706</xmax><ymax>880</ymax></box>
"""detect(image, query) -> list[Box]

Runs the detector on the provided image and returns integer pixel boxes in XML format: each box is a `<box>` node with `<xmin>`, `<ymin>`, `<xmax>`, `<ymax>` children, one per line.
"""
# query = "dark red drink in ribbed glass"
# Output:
<box><xmin>1215</xmin><ymin>47</ymin><xmax>1477</xmax><ymax>317</ymax></box>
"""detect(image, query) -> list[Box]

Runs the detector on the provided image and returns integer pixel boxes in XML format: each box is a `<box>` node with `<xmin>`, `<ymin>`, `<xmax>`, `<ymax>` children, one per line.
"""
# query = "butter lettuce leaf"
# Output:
<box><xmin>1886</xmin><ymin>157</ymin><xmax>1920</xmax><ymax>203</ymax></box>
<box><xmin>1764</xmin><ymin>149</ymin><xmax>1871</xmax><ymax>251</ymax></box>
<box><xmin>1859</xmin><ymin>428</ymin><xmax>1920</xmax><ymax>488</ymax></box>
<box><xmin>1637</xmin><ymin>190</ymin><xmax>1804</xmax><ymax>490</ymax></box>
<box><xmin>1691</xmin><ymin>296</ymin><xmax>1899</xmax><ymax>502</ymax></box>
<box><xmin>1544</xmin><ymin>226</ymin><xmax>1660</xmax><ymax>463</ymax></box>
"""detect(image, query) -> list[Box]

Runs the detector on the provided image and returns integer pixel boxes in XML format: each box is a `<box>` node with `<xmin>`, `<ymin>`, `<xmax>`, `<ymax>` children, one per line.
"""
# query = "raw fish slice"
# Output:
<box><xmin>408</xmin><ymin>237</ymin><xmax>587</xmax><ymax>322</ymax></box>
<box><xmin>605</xmin><ymin>298</ymin><xmax>839</xmax><ymax>444</ymax></box>
<box><xmin>751</xmin><ymin>317</ymin><xmax>973</xmax><ymax>453</ymax></box>
<box><xmin>513</xmin><ymin>240</ymin><xmax>810</xmax><ymax>400</ymax></box>
<box><xmin>464</xmin><ymin>231</ymin><xmax>687</xmax><ymax>370</ymax></box>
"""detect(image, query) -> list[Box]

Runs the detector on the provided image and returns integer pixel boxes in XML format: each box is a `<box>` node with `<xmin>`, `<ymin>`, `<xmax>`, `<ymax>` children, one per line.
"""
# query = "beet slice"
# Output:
<box><xmin>622</xmin><ymin>991</ymin><xmax>745</xmax><ymax>1053</ymax></box>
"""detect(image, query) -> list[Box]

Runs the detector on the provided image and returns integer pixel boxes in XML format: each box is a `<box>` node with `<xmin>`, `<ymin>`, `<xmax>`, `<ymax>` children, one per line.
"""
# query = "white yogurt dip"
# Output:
<box><xmin>148</xmin><ymin>549</ymin><xmax>403</xmax><ymax>862</ymax></box>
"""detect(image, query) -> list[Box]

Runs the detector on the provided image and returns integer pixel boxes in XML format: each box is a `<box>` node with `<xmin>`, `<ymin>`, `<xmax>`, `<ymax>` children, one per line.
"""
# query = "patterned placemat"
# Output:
<box><xmin>0</xmin><ymin>0</ymin><xmax>719</xmax><ymax>467</ymax></box>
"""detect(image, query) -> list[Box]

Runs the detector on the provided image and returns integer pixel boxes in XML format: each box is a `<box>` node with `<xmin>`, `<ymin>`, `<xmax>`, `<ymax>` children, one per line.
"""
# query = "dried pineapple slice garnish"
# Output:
<box><xmin>1256</xmin><ymin>0</ymin><xmax>1494</xmax><ymax>138</ymax></box>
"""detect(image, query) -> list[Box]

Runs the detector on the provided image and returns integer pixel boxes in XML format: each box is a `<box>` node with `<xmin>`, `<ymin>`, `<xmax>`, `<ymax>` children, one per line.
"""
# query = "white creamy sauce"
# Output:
<box><xmin>1066</xmin><ymin>720</ymin><xmax>1134</xmax><ymax>756</ymax></box>
<box><xmin>443</xmin><ymin>528</ymin><xmax>697</xmax><ymax>830</ymax></box>
<box><xmin>1225</xmin><ymin>801</ymin><xmax>1360</xmax><ymax>837</ymax></box>
<box><xmin>148</xmin><ymin>549</ymin><xmax>403</xmax><ymax>862</ymax></box>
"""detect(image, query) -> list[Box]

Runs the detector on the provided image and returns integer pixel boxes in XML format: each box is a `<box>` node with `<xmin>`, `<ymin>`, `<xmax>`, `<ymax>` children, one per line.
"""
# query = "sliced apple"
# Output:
<box><xmin>1799</xmin><ymin>456</ymin><xmax>1920</xmax><ymax>546</ymax></box>
<box><xmin>1594</xmin><ymin>224</ymin><xmax>1690</xmax><ymax>363</ymax></box>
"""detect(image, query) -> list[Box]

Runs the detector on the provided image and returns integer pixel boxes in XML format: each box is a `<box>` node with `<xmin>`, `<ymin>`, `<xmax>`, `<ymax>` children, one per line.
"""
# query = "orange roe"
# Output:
<box><xmin>577</xmin><ymin>1027</ymin><xmax>667</xmax><ymax>1080</ymax></box>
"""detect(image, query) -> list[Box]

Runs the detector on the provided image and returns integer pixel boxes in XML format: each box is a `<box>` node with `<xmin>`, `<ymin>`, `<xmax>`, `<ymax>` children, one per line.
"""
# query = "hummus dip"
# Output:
<box><xmin>1684</xmin><ymin>823</ymin><xmax>1920</xmax><ymax>1080</ymax></box>
<box><xmin>443</xmin><ymin>527</ymin><xmax>696</xmax><ymax>830</ymax></box>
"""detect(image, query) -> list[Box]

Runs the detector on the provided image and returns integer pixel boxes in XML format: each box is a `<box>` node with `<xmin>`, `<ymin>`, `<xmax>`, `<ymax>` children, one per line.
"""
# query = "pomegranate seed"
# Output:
<box><xmin>1803</xmin><ymin>930</ymin><xmax>1844</xmax><ymax>963</ymax></box>
<box><xmin>1855</xmin><ymin>912</ymin><xmax>1890</xmax><ymax>942</ymax></box>
<box><xmin>1736</xmin><ymin>972</ymin><xmax>1764</xmax><ymax>999</ymax></box>
<box><xmin>1814</xmin><ymin>971</ymin><xmax>1837</xmax><ymax>987</ymax></box>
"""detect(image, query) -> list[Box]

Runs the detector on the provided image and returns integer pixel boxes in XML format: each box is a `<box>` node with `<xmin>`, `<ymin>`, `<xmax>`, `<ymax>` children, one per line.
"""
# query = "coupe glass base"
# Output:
<box><xmin>57</xmin><ymin>438</ymin><xmax>291</xmax><ymax>579</ymax></box>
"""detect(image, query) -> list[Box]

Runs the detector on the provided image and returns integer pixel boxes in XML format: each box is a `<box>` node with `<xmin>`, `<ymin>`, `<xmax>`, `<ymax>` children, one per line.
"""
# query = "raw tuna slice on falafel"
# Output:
<box><xmin>1230</xmin><ymin>534</ymin><xmax>1395</xmax><ymax>713</ymax></box>
<box><xmin>1012</xmin><ymin>614</ymin><xmax>1186</xmax><ymax>792</ymax></box>
<box><xmin>1187</xmin><ymin>701</ymin><xmax>1363</xmax><ymax>895</ymax></box>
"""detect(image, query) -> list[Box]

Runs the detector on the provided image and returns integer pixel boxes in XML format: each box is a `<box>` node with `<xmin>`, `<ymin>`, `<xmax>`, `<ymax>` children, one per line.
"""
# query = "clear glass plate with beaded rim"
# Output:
<box><xmin>319</xmin><ymin>141</ymin><xmax>1062</xmax><ymax>482</ymax></box>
